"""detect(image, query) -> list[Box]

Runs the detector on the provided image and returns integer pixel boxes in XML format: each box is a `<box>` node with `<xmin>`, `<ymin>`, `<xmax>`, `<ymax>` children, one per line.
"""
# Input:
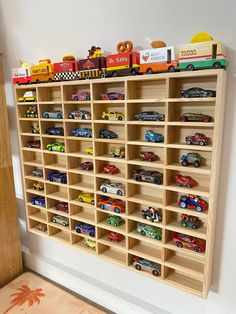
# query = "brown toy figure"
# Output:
<box><xmin>88</xmin><ymin>46</ymin><xmax>103</xmax><ymax>58</ymax></box>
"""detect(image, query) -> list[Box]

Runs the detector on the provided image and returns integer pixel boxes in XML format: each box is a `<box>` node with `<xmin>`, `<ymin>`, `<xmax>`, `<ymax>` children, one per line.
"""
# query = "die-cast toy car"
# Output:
<box><xmin>100</xmin><ymin>180</ymin><xmax>125</xmax><ymax>196</ymax></box>
<box><xmin>31</xmin><ymin>196</ymin><xmax>45</xmax><ymax>207</ymax></box>
<box><xmin>78</xmin><ymin>192</ymin><xmax>94</xmax><ymax>205</ymax></box>
<box><xmin>84</xmin><ymin>239</ymin><xmax>96</xmax><ymax>249</ymax></box>
<box><xmin>133</xmin><ymin>257</ymin><xmax>161</xmax><ymax>276</ymax></box>
<box><xmin>173</xmin><ymin>232</ymin><xmax>206</xmax><ymax>253</ymax></box>
<box><xmin>52</xmin><ymin>215</ymin><xmax>69</xmax><ymax>227</ymax></box>
<box><xmin>27</xmin><ymin>140</ymin><xmax>41</xmax><ymax>149</ymax></box>
<box><xmin>24</xmin><ymin>106</ymin><xmax>38</xmax><ymax>118</ymax></box>
<box><xmin>175</xmin><ymin>174</ymin><xmax>195</xmax><ymax>188</ymax></box>
<box><xmin>180</xmin><ymin>214</ymin><xmax>202</xmax><ymax>229</ymax></box>
<box><xmin>46</xmin><ymin>127</ymin><xmax>64</xmax><ymax>136</ymax></box>
<box><xmin>142</xmin><ymin>207</ymin><xmax>162</xmax><ymax>222</ymax></box>
<box><xmin>107</xmin><ymin>231</ymin><xmax>124</xmax><ymax>242</ymax></box>
<box><xmin>86</xmin><ymin>147</ymin><xmax>93</xmax><ymax>155</ymax></box>
<box><xmin>111</xmin><ymin>146</ymin><xmax>125</xmax><ymax>158</ymax></box>
<box><xmin>100</xmin><ymin>92</ymin><xmax>125</xmax><ymax>100</ymax></box>
<box><xmin>145</xmin><ymin>130</ymin><xmax>164</xmax><ymax>143</ymax></box>
<box><xmin>48</xmin><ymin>171</ymin><xmax>67</xmax><ymax>184</ymax></box>
<box><xmin>32</xmin><ymin>169</ymin><xmax>43</xmax><ymax>177</ymax></box>
<box><xmin>80</xmin><ymin>161</ymin><xmax>93</xmax><ymax>171</ymax></box>
<box><xmin>18</xmin><ymin>91</ymin><xmax>37</xmax><ymax>102</ymax></box>
<box><xmin>185</xmin><ymin>133</ymin><xmax>208</xmax><ymax>146</ymax></box>
<box><xmin>180</xmin><ymin>87</ymin><xmax>216</xmax><ymax>98</ymax></box>
<box><xmin>139</xmin><ymin>151</ymin><xmax>158</xmax><ymax>162</ymax></box>
<box><xmin>97</xmin><ymin>196</ymin><xmax>125</xmax><ymax>213</ymax></box>
<box><xmin>43</xmin><ymin>111</ymin><xmax>63</xmax><ymax>119</ymax></box>
<box><xmin>33</xmin><ymin>181</ymin><xmax>44</xmax><ymax>191</ymax></box>
<box><xmin>99</xmin><ymin>129</ymin><xmax>118</xmax><ymax>139</ymax></box>
<box><xmin>75</xmin><ymin>222</ymin><xmax>95</xmax><ymax>237</ymax></box>
<box><xmin>106</xmin><ymin>215</ymin><xmax>124</xmax><ymax>226</ymax></box>
<box><xmin>47</xmin><ymin>142</ymin><xmax>65</xmax><ymax>152</ymax></box>
<box><xmin>137</xmin><ymin>223</ymin><xmax>162</xmax><ymax>240</ymax></box>
<box><xmin>181</xmin><ymin>152</ymin><xmax>202</xmax><ymax>167</ymax></box>
<box><xmin>101</xmin><ymin>111</ymin><xmax>124</xmax><ymax>121</ymax></box>
<box><xmin>102</xmin><ymin>164</ymin><xmax>120</xmax><ymax>174</ymax></box>
<box><xmin>178</xmin><ymin>194</ymin><xmax>208</xmax><ymax>212</ymax></box>
<box><xmin>133</xmin><ymin>169</ymin><xmax>163</xmax><ymax>185</ymax></box>
<box><xmin>35</xmin><ymin>223</ymin><xmax>47</xmax><ymax>232</ymax></box>
<box><xmin>55</xmin><ymin>202</ymin><xmax>69</xmax><ymax>213</ymax></box>
<box><xmin>135</xmin><ymin>111</ymin><xmax>165</xmax><ymax>121</ymax></box>
<box><xmin>180</xmin><ymin>112</ymin><xmax>212</xmax><ymax>122</ymax></box>
<box><xmin>72</xmin><ymin>127</ymin><xmax>92</xmax><ymax>138</ymax></box>
<box><xmin>69</xmin><ymin>110</ymin><xmax>91</xmax><ymax>120</ymax></box>
<box><xmin>72</xmin><ymin>92</ymin><xmax>90</xmax><ymax>101</ymax></box>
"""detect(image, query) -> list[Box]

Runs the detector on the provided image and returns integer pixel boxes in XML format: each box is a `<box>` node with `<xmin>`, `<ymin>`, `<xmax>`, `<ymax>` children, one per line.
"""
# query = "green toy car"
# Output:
<box><xmin>137</xmin><ymin>223</ymin><xmax>162</xmax><ymax>240</ymax></box>
<box><xmin>106</xmin><ymin>215</ymin><xmax>124</xmax><ymax>227</ymax></box>
<box><xmin>47</xmin><ymin>142</ymin><xmax>65</xmax><ymax>153</ymax></box>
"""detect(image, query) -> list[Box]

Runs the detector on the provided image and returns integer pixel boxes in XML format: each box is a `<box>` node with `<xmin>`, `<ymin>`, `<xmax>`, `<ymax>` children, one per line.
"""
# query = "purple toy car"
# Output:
<box><xmin>75</xmin><ymin>222</ymin><xmax>95</xmax><ymax>237</ymax></box>
<box><xmin>48</xmin><ymin>171</ymin><xmax>67</xmax><ymax>184</ymax></box>
<box><xmin>100</xmin><ymin>92</ymin><xmax>125</xmax><ymax>100</ymax></box>
<box><xmin>31</xmin><ymin>196</ymin><xmax>45</xmax><ymax>207</ymax></box>
<box><xmin>72</xmin><ymin>92</ymin><xmax>90</xmax><ymax>101</ymax></box>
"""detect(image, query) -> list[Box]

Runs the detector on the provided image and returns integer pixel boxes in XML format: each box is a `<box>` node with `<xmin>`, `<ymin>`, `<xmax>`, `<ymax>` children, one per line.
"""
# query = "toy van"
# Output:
<box><xmin>30</xmin><ymin>59</ymin><xmax>54</xmax><ymax>83</ymax></box>
<box><xmin>12</xmin><ymin>65</ymin><xmax>31</xmax><ymax>84</ymax></box>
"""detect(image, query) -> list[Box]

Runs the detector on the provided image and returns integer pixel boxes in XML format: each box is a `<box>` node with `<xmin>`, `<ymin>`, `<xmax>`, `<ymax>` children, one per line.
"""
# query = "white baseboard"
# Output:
<box><xmin>22</xmin><ymin>246</ymin><xmax>169</xmax><ymax>314</ymax></box>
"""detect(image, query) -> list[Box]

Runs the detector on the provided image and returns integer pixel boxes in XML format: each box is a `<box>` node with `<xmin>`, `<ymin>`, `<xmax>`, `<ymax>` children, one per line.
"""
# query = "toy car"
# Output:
<box><xmin>48</xmin><ymin>171</ymin><xmax>67</xmax><ymax>184</ymax></box>
<box><xmin>24</xmin><ymin>106</ymin><xmax>38</xmax><ymax>118</ymax></box>
<box><xmin>101</xmin><ymin>111</ymin><xmax>124</xmax><ymax>121</ymax></box>
<box><xmin>69</xmin><ymin>110</ymin><xmax>91</xmax><ymax>120</ymax></box>
<box><xmin>175</xmin><ymin>174</ymin><xmax>195</xmax><ymax>188</ymax></box>
<box><xmin>75</xmin><ymin>222</ymin><xmax>95</xmax><ymax>237</ymax></box>
<box><xmin>100</xmin><ymin>180</ymin><xmax>125</xmax><ymax>196</ymax></box>
<box><xmin>139</xmin><ymin>151</ymin><xmax>158</xmax><ymax>162</ymax></box>
<box><xmin>173</xmin><ymin>232</ymin><xmax>206</xmax><ymax>253</ymax></box>
<box><xmin>97</xmin><ymin>196</ymin><xmax>125</xmax><ymax>213</ymax></box>
<box><xmin>46</xmin><ymin>127</ymin><xmax>64</xmax><ymax>136</ymax></box>
<box><xmin>133</xmin><ymin>169</ymin><xmax>163</xmax><ymax>185</ymax></box>
<box><xmin>99</xmin><ymin>129</ymin><xmax>117</xmax><ymax>139</ymax></box>
<box><xmin>72</xmin><ymin>92</ymin><xmax>90</xmax><ymax>101</ymax></box>
<box><xmin>35</xmin><ymin>223</ymin><xmax>47</xmax><ymax>232</ymax></box>
<box><xmin>18</xmin><ymin>91</ymin><xmax>37</xmax><ymax>102</ymax></box>
<box><xmin>106</xmin><ymin>215</ymin><xmax>124</xmax><ymax>227</ymax></box>
<box><xmin>84</xmin><ymin>239</ymin><xmax>96</xmax><ymax>249</ymax></box>
<box><xmin>55</xmin><ymin>202</ymin><xmax>68</xmax><ymax>213</ymax></box>
<box><xmin>86</xmin><ymin>147</ymin><xmax>93</xmax><ymax>155</ymax></box>
<box><xmin>78</xmin><ymin>192</ymin><xmax>94</xmax><ymax>205</ymax></box>
<box><xmin>181</xmin><ymin>152</ymin><xmax>202</xmax><ymax>167</ymax></box>
<box><xmin>178</xmin><ymin>194</ymin><xmax>208</xmax><ymax>212</ymax></box>
<box><xmin>135</xmin><ymin>111</ymin><xmax>165</xmax><ymax>121</ymax></box>
<box><xmin>33</xmin><ymin>181</ymin><xmax>44</xmax><ymax>191</ymax></box>
<box><xmin>111</xmin><ymin>146</ymin><xmax>125</xmax><ymax>158</ymax></box>
<box><xmin>133</xmin><ymin>257</ymin><xmax>161</xmax><ymax>276</ymax></box>
<box><xmin>142</xmin><ymin>207</ymin><xmax>162</xmax><ymax>222</ymax></box>
<box><xmin>52</xmin><ymin>215</ymin><xmax>69</xmax><ymax>227</ymax></box>
<box><xmin>180</xmin><ymin>112</ymin><xmax>212</xmax><ymax>122</ymax></box>
<box><xmin>180</xmin><ymin>87</ymin><xmax>216</xmax><ymax>98</ymax></box>
<box><xmin>185</xmin><ymin>133</ymin><xmax>208</xmax><ymax>146</ymax></box>
<box><xmin>43</xmin><ymin>111</ymin><xmax>63</xmax><ymax>119</ymax></box>
<box><xmin>137</xmin><ymin>223</ymin><xmax>162</xmax><ymax>240</ymax></box>
<box><xmin>145</xmin><ymin>130</ymin><xmax>164</xmax><ymax>143</ymax></box>
<box><xmin>27</xmin><ymin>140</ymin><xmax>41</xmax><ymax>149</ymax></box>
<box><xmin>47</xmin><ymin>142</ymin><xmax>65</xmax><ymax>152</ymax></box>
<box><xmin>180</xmin><ymin>214</ymin><xmax>202</xmax><ymax>229</ymax></box>
<box><xmin>107</xmin><ymin>231</ymin><xmax>124</xmax><ymax>242</ymax></box>
<box><xmin>31</xmin><ymin>196</ymin><xmax>45</xmax><ymax>207</ymax></box>
<box><xmin>32</xmin><ymin>169</ymin><xmax>43</xmax><ymax>177</ymax></box>
<box><xmin>72</xmin><ymin>127</ymin><xmax>92</xmax><ymax>138</ymax></box>
<box><xmin>31</xmin><ymin>123</ymin><xmax>40</xmax><ymax>134</ymax></box>
<box><xmin>100</xmin><ymin>92</ymin><xmax>125</xmax><ymax>100</ymax></box>
<box><xmin>80</xmin><ymin>161</ymin><xmax>93</xmax><ymax>171</ymax></box>
<box><xmin>102</xmin><ymin>164</ymin><xmax>120</xmax><ymax>174</ymax></box>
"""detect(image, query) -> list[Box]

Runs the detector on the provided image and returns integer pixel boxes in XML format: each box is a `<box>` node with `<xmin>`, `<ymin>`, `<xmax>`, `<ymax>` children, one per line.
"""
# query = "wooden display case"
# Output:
<box><xmin>15</xmin><ymin>69</ymin><xmax>226</xmax><ymax>297</ymax></box>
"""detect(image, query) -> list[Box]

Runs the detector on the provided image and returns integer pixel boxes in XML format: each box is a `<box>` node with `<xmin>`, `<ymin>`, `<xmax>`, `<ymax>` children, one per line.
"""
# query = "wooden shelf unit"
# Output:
<box><xmin>15</xmin><ymin>69</ymin><xmax>226</xmax><ymax>297</ymax></box>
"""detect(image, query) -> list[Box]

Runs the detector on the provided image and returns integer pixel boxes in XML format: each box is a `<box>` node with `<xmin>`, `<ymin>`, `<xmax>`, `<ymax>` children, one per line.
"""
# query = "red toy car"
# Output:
<box><xmin>139</xmin><ymin>151</ymin><xmax>158</xmax><ymax>162</ymax></box>
<box><xmin>175</xmin><ymin>174</ymin><xmax>195</xmax><ymax>188</ymax></box>
<box><xmin>80</xmin><ymin>161</ymin><xmax>93</xmax><ymax>171</ymax></box>
<box><xmin>185</xmin><ymin>133</ymin><xmax>208</xmax><ymax>146</ymax></box>
<box><xmin>55</xmin><ymin>202</ymin><xmax>69</xmax><ymax>213</ymax></box>
<box><xmin>102</xmin><ymin>164</ymin><xmax>120</xmax><ymax>174</ymax></box>
<box><xmin>107</xmin><ymin>231</ymin><xmax>124</xmax><ymax>242</ymax></box>
<box><xmin>27</xmin><ymin>140</ymin><xmax>41</xmax><ymax>149</ymax></box>
<box><xmin>173</xmin><ymin>232</ymin><xmax>206</xmax><ymax>253</ymax></box>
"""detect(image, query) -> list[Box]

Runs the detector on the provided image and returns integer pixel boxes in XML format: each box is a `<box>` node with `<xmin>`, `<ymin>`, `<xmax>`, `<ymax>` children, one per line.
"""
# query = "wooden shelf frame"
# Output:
<box><xmin>15</xmin><ymin>69</ymin><xmax>227</xmax><ymax>298</ymax></box>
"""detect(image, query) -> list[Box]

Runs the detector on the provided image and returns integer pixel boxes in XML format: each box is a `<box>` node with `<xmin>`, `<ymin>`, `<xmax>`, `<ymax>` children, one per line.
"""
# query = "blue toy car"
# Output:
<box><xmin>75</xmin><ymin>222</ymin><xmax>95</xmax><ymax>237</ymax></box>
<box><xmin>145</xmin><ymin>130</ymin><xmax>164</xmax><ymax>143</ymax></box>
<box><xmin>99</xmin><ymin>129</ymin><xmax>117</xmax><ymax>139</ymax></box>
<box><xmin>43</xmin><ymin>111</ymin><xmax>63</xmax><ymax>119</ymax></box>
<box><xmin>31</xmin><ymin>196</ymin><xmax>45</xmax><ymax>207</ymax></box>
<box><xmin>72</xmin><ymin>127</ymin><xmax>92</xmax><ymax>138</ymax></box>
<box><xmin>180</xmin><ymin>152</ymin><xmax>202</xmax><ymax>167</ymax></box>
<box><xmin>46</xmin><ymin>127</ymin><xmax>64</xmax><ymax>136</ymax></box>
<box><xmin>48</xmin><ymin>171</ymin><xmax>67</xmax><ymax>184</ymax></box>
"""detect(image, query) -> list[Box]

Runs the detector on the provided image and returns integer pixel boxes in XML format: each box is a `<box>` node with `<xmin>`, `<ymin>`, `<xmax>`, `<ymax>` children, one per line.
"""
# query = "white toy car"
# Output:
<box><xmin>100</xmin><ymin>180</ymin><xmax>125</xmax><ymax>196</ymax></box>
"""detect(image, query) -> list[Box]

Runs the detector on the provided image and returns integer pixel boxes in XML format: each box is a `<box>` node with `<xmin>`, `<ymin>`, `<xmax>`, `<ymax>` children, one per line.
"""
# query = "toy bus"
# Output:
<box><xmin>30</xmin><ymin>59</ymin><xmax>54</xmax><ymax>83</ymax></box>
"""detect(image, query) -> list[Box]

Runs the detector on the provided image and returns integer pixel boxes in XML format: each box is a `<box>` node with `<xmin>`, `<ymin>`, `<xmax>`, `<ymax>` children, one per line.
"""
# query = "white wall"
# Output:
<box><xmin>1</xmin><ymin>0</ymin><xmax>236</xmax><ymax>313</ymax></box>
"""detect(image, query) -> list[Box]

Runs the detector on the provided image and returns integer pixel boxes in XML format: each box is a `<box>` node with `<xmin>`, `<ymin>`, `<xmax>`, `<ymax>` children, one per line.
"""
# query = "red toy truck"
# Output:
<box><xmin>54</xmin><ymin>55</ymin><xmax>80</xmax><ymax>81</ymax></box>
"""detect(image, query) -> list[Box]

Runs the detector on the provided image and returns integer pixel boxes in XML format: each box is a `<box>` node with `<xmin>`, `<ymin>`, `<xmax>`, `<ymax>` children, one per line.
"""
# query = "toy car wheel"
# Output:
<box><xmin>141</xmin><ymin>230</ymin><xmax>146</xmax><ymax>236</ymax></box>
<box><xmin>79</xmin><ymin>198</ymin><xmax>84</xmax><ymax>202</ymax></box>
<box><xmin>186</xmin><ymin>184</ymin><xmax>192</xmax><ymax>188</ymax></box>
<box><xmin>112</xmin><ymin>71</ymin><xmax>118</xmax><ymax>77</ymax></box>
<box><xmin>76</xmin><ymin>228</ymin><xmax>81</xmax><ymax>233</ymax></box>
<box><xmin>154</xmin><ymin>178</ymin><xmax>161</xmax><ymax>185</ymax></box>
<box><xmin>48</xmin><ymin>146</ymin><xmax>52</xmax><ymax>151</ymax></box>
<box><xmin>181</xmin><ymin>161</ymin><xmax>188</xmax><ymax>166</ymax></box>
<box><xmin>146</xmin><ymin>68</ymin><xmax>153</xmax><ymax>74</ymax></box>
<box><xmin>102</xmin><ymin>187</ymin><xmax>107</xmax><ymax>193</ymax></box>
<box><xmin>118</xmin><ymin>116</ymin><xmax>123</xmax><ymax>121</ymax></box>
<box><xmin>194</xmin><ymin>246</ymin><xmax>202</xmax><ymax>253</ymax></box>
<box><xmin>180</xmin><ymin>201</ymin><xmax>187</xmax><ymax>208</ymax></box>
<box><xmin>135</xmin><ymin>175</ymin><xmax>142</xmax><ymax>182</ymax></box>
<box><xmin>91</xmin><ymin>200</ymin><xmax>95</xmax><ymax>205</ymax></box>
<box><xmin>44</xmin><ymin>113</ymin><xmax>49</xmax><ymax>119</ymax></box>
<box><xmin>114</xmin><ymin>208</ymin><xmax>120</xmax><ymax>213</ymax></box>
<box><xmin>183</xmin><ymin>92</ymin><xmax>190</xmax><ymax>98</ymax></box>
<box><xmin>156</xmin><ymin>235</ymin><xmax>161</xmax><ymax>240</ymax></box>
<box><xmin>114</xmin><ymin>222</ymin><xmax>118</xmax><ymax>227</ymax></box>
<box><xmin>60</xmin><ymin>147</ymin><xmax>65</xmax><ymax>152</ymax></box>
<box><xmin>104</xmin><ymin>115</ymin><xmax>109</xmax><ymax>120</ymax></box>
<box><xmin>152</xmin><ymin>270</ymin><xmax>160</xmax><ymax>276</ymax></box>
<box><xmin>192</xmin><ymin>224</ymin><xmax>197</xmax><ymax>229</ymax></box>
<box><xmin>27</xmin><ymin>144</ymin><xmax>32</xmax><ymax>148</ymax></box>
<box><xmin>194</xmin><ymin>161</ymin><xmax>200</xmax><ymax>167</ymax></box>
<box><xmin>186</xmin><ymin>64</ymin><xmax>194</xmax><ymax>71</ymax></box>
<box><xmin>203</xmin><ymin>117</ymin><xmax>210</xmax><ymax>122</ymax></box>
<box><xmin>168</xmin><ymin>66</ymin><xmax>175</xmax><ymax>72</ymax></box>
<box><xmin>62</xmin><ymin>222</ymin><xmax>67</xmax><ymax>226</ymax></box>
<box><xmin>32</xmin><ymin>200</ymin><xmax>35</xmax><ymax>205</ymax></box>
<box><xmin>135</xmin><ymin>264</ymin><xmax>141</xmax><ymax>271</ymax></box>
<box><xmin>180</xmin><ymin>116</ymin><xmax>187</xmax><ymax>122</ymax></box>
<box><xmin>176</xmin><ymin>241</ymin><xmax>183</xmax><ymax>248</ymax></box>
<box><xmin>140</xmin><ymin>156</ymin><xmax>144</xmax><ymax>161</ymax></box>
<box><xmin>186</xmin><ymin>140</ymin><xmax>192</xmax><ymax>145</ymax></box>
<box><xmin>196</xmin><ymin>205</ymin><xmax>202</xmax><ymax>212</ymax></box>
<box><xmin>85</xmin><ymin>74</ymin><xmax>90</xmax><ymax>80</ymax></box>
<box><xmin>107</xmin><ymin>220</ymin><xmax>111</xmax><ymax>224</ymax></box>
<box><xmin>181</xmin><ymin>221</ymin><xmax>187</xmax><ymax>227</ymax></box>
<box><xmin>52</xmin><ymin>219</ymin><xmax>56</xmax><ymax>223</ymax></box>
<box><xmin>89</xmin><ymin>232</ymin><xmax>95</xmax><ymax>237</ymax></box>
<box><xmin>213</xmin><ymin>62</ymin><xmax>222</xmax><ymax>69</ymax></box>
<box><xmin>100</xmin><ymin>204</ymin><xmax>105</xmax><ymax>209</ymax></box>
<box><xmin>57</xmin><ymin>113</ymin><xmax>62</xmax><ymax>119</ymax></box>
<box><xmin>73</xmin><ymin>96</ymin><xmax>79</xmax><ymax>101</ymax></box>
<box><xmin>117</xmin><ymin>190</ymin><xmax>123</xmax><ymax>196</ymax></box>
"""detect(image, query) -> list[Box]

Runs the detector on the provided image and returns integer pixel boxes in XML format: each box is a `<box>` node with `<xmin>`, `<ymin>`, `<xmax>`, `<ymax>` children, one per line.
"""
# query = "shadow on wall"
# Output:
<box><xmin>210</xmin><ymin>47</ymin><xmax>236</xmax><ymax>293</ymax></box>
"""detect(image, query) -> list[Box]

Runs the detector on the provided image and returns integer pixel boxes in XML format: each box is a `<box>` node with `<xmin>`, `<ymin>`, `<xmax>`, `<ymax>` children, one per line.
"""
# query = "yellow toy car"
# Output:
<box><xmin>33</xmin><ymin>181</ymin><xmax>44</xmax><ymax>191</ymax></box>
<box><xmin>18</xmin><ymin>91</ymin><xmax>37</xmax><ymax>102</ymax></box>
<box><xmin>84</xmin><ymin>239</ymin><xmax>96</xmax><ymax>250</ymax></box>
<box><xmin>86</xmin><ymin>147</ymin><xmax>93</xmax><ymax>155</ymax></box>
<box><xmin>111</xmin><ymin>146</ymin><xmax>125</xmax><ymax>158</ymax></box>
<box><xmin>78</xmin><ymin>192</ymin><xmax>94</xmax><ymax>205</ymax></box>
<box><xmin>102</xmin><ymin>111</ymin><xmax>125</xmax><ymax>121</ymax></box>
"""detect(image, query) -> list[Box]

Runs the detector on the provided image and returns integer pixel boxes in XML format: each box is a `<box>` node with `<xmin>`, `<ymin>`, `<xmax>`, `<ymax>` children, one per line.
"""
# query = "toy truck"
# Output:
<box><xmin>30</xmin><ymin>59</ymin><xmax>54</xmax><ymax>83</ymax></box>
<box><xmin>78</xmin><ymin>57</ymin><xmax>106</xmax><ymax>79</ymax></box>
<box><xmin>139</xmin><ymin>46</ymin><xmax>178</xmax><ymax>73</ymax></box>
<box><xmin>12</xmin><ymin>64</ymin><xmax>31</xmax><ymax>84</ymax></box>
<box><xmin>54</xmin><ymin>56</ymin><xmax>80</xmax><ymax>81</ymax></box>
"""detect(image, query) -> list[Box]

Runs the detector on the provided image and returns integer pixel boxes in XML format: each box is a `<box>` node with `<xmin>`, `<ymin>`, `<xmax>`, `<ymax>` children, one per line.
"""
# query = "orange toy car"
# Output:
<box><xmin>97</xmin><ymin>196</ymin><xmax>125</xmax><ymax>213</ymax></box>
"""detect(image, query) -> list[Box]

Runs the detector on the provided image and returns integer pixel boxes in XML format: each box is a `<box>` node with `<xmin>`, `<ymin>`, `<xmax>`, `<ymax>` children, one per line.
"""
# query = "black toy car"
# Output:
<box><xmin>133</xmin><ymin>169</ymin><xmax>163</xmax><ymax>185</ymax></box>
<box><xmin>135</xmin><ymin>111</ymin><xmax>165</xmax><ymax>121</ymax></box>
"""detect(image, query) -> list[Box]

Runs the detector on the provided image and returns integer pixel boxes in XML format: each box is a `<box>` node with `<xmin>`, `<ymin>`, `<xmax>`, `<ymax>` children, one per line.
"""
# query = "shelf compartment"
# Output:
<box><xmin>19</xmin><ymin>120</ymin><xmax>40</xmax><ymax>135</ymax></box>
<box><xmin>45</xmin><ymin>183</ymin><xmax>68</xmax><ymax>201</ymax></box>
<box><xmin>48</xmin><ymin>211</ymin><xmax>70</xmax><ymax>231</ymax></box>
<box><xmin>23</xmin><ymin>150</ymin><xmax>43</xmax><ymax>166</ymax></box>
<box><xmin>43</xmin><ymin>152</ymin><xmax>67</xmax><ymax>170</ymax></box>
<box><xmin>63</xmin><ymin>83</ymin><xmax>90</xmax><ymax>101</ymax></box>
<box><xmin>127</xmin><ymin>79</ymin><xmax>166</xmax><ymax>100</ymax></box>
<box><xmin>63</xmin><ymin>102</ymin><xmax>92</xmax><ymax>121</ymax></box>
<box><xmin>71</xmin><ymin>234</ymin><xmax>96</xmax><ymax>254</ymax></box>
<box><xmin>66</xmin><ymin>138</ymin><xmax>92</xmax><ymax>156</ymax></box>
<box><xmin>127</xmin><ymin>143</ymin><xmax>164</xmax><ymax>167</ymax></box>
<box><xmin>70</xmin><ymin>204</ymin><xmax>95</xmax><ymax>224</ymax></box>
<box><xmin>92</xmin><ymin>81</ymin><xmax>125</xmax><ymax>101</ymax></box>
<box><xmin>95</xmin><ymin>159</ymin><xmax>126</xmax><ymax>180</ymax></box>
<box><xmin>93</xmin><ymin>123</ymin><xmax>125</xmax><ymax>141</ymax></box>
<box><xmin>67</xmin><ymin>156</ymin><xmax>94</xmax><ymax>174</ymax></box>
<box><xmin>42</xmin><ymin>137</ymin><xmax>65</xmax><ymax>153</ymax></box>
<box><xmin>98</xmin><ymin>243</ymin><xmax>127</xmax><ymax>265</ymax></box>
<box><xmin>127</xmin><ymin>163</ymin><xmax>164</xmax><ymax>185</ymax></box>
<box><xmin>21</xmin><ymin>135</ymin><xmax>41</xmax><ymax>150</ymax></box>
<box><xmin>40</xmin><ymin>120</ymin><xmax>64</xmax><ymax>137</ymax></box>
<box><xmin>127</xmin><ymin>101</ymin><xmax>165</xmax><ymax>122</ymax></box>
<box><xmin>48</xmin><ymin>226</ymin><xmax>71</xmax><ymax>244</ymax></box>
<box><xmin>25</xmin><ymin>177</ymin><xmax>45</xmax><ymax>194</ymax></box>
<box><xmin>65</xmin><ymin>121</ymin><xmax>92</xmax><ymax>138</ymax></box>
<box><xmin>164</xmin><ymin>248</ymin><xmax>204</xmax><ymax>280</ymax></box>
<box><xmin>128</xmin><ymin>237</ymin><xmax>162</xmax><ymax>263</ymax></box>
<box><xmin>38</xmin><ymin>86</ymin><xmax>62</xmax><ymax>102</ymax></box>
<box><xmin>97</xmin><ymin>210</ymin><xmax>126</xmax><ymax>233</ymax></box>
<box><xmin>28</xmin><ymin>219</ymin><xmax>48</xmax><ymax>235</ymax></box>
<box><xmin>128</xmin><ymin>183</ymin><xmax>163</xmax><ymax>206</ymax></box>
<box><xmin>68</xmin><ymin>172</ymin><xmax>94</xmax><ymax>192</ymax></box>
<box><xmin>69</xmin><ymin>188</ymin><xmax>95</xmax><ymax>208</ymax></box>
<box><xmin>46</xmin><ymin>197</ymin><xmax>69</xmax><ymax>215</ymax></box>
<box><xmin>97</xmin><ymin>227</ymin><xmax>126</xmax><ymax>250</ymax></box>
<box><xmin>16</xmin><ymin>87</ymin><xmax>37</xmax><ymax>99</ymax></box>
<box><xmin>17</xmin><ymin>104</ymin><xmax>38</xmax><ymax>119</ymax></box>
<box><xmin>38</xmin><ymin>102</ymin><xmax>63</xmax><ymax>120</ymax></box>
<box><xmin>27</xmin><ymin>205</ymin><xmax>47</xmax><ymax>223</ymax></box>
<box><xmin>164</xmin><ymin>267</ymin><xmax>203</xmax><ymax>296</ymax></box>
<box><xmin>70</xmin><ymin>219</ymin><xmax>96</xmax><ymax>239</ymax></box>
<box><xmin>93</xmin><ymin>102</ymin><xmax>125</xmax><ymax>121</ymax></box>
<box><xmin>96</xmin><ymin>177</ymin><xmax>126</xmax><ymax>198</ymax></box>
<box><xmin>127</xmin><ymin>201</ymin><xmax>163</xmax><ymax>226</ymax></box>
<box><xmin>95</xmin><ymin>142</ymin><xmax>126</xmax><ymax>160</ymax></box>
<box><xmin>23</xmin><ymin>164</ymin><xmax>44</xmax><ymax>179</ymax></box>
<box><xmin>127</xmin><ymin>124</ymin><xmax>165</xmax><ymax>143</ymax></box>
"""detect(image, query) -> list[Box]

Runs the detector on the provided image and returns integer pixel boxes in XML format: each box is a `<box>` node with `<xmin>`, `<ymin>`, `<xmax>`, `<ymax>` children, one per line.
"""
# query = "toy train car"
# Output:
<box><xmin>12</xmin><ymin>35</ymin><xmax>227</xmax><ymax>85</ymax></box>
